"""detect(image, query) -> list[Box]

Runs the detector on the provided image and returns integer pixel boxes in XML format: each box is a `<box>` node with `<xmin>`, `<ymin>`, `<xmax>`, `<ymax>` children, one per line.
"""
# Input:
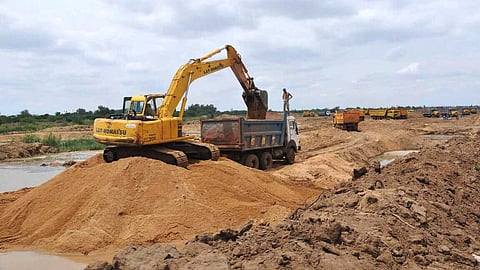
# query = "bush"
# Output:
<box><xmin>22</xmin><ymin>134</ymin><xmax>41</xmax><ymax>143</ymax></box>
<box><xmin>42</xmin><ymin>133</ymin><xmax>61</xmax><ymax>148</ymax></box>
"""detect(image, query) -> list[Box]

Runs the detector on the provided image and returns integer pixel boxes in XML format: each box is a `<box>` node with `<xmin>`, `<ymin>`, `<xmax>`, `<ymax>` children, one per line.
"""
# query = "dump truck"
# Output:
<box><xmin>333</xmin><ymin>110</ymin><xmax>360</xmax><ymax>131</ymax></box>
<box><xmin>302</xmin><ymin>110</ymin><xmax>316</xmax><ymax>117</ymax></box>
<box><xmin>346</xmin><ymin>109</ymin><xmax>365</xmax><ymax>121</ymax></box>
<box><xmin>369</xmin><ymin>109</ymin><xmax>388</xmax><ymax>120</ymax></box>
<box><xmin>450</xmin><ymin>109</ymin><xmax>459</xmax><ymax>118</ymax></box>
<box><xmin>424</xmin><ymin>109</ymin><xmax>440</xmax><ymax>117</ymax></box>
<box><xmin>201</xmin><ymin>113</ymin><xmax>300</xmax><ymax>170</ymax></box>
<box><xmin>422</xmin><ymin>110</ymin><xmax>432</xmax><ymax>117</ymax></box>
<box><xmin>386</xmin><ymin>108</ymin><xmax>408</xmax><ymax>119</ymax></box>
<box><xmin>317</xmin><ymin>110</ymin><xmax>331</xmax><ymax>117</ymax></box>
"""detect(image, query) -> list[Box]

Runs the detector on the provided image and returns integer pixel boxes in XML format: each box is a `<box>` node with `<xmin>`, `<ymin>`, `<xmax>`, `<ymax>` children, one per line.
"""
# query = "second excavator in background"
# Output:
<box><xmin>93</xmin><ymin>45</ymin><xmax>268</xmax><ymax>167</ymax></box>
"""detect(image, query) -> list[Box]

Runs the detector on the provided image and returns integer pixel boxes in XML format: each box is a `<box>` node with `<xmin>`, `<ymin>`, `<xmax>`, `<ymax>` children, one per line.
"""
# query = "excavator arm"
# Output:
<box><xmin>158</xmin><ymin>45</ymin><xmax>268</xmax><ymax>119</ymax></box>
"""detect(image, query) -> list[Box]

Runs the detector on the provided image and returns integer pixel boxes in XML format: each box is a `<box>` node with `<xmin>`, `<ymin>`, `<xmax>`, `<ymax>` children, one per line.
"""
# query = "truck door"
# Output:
<box><xmin>287</xmin><ymin>116</ymin><xmax>301</xmax><ymax>150</ymax></box>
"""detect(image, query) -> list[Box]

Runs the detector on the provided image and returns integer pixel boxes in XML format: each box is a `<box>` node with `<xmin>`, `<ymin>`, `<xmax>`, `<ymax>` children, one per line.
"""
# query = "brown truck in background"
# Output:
<box><xmin>333</xmin><ymin>110</ymin><xmax>360</xmax><ymax>131</ymax></box>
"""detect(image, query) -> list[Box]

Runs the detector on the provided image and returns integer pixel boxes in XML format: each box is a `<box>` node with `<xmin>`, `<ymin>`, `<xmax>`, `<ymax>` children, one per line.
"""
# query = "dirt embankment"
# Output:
<box><xmin>86</xmin><ymin>134</ymin><xmax>480</xmax><ymax>270</ymax></box>
<box><xmin>0</xmin><ymin>125</ymin><xmax>93</xmax><ymax>160</ymax></box>
<box><xmin>0</xmin><ymin>143</ymin><xmax>59</xmax><ymax>160</ymax></box>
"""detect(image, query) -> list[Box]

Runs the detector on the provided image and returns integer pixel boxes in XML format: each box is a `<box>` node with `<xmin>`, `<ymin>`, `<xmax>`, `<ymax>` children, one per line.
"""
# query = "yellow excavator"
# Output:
<box><xmin>93</xmin><ymin>45</ymin><xmax>268</xmax><ymax>167</ymax></box>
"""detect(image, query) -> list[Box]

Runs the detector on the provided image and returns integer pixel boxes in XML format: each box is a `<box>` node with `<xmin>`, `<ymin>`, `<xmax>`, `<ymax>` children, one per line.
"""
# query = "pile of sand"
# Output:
<box><xmin>0</xmin><ymin>155</ymin><xmax>318</xmax><ymax>254</ymax></box>
<box><xmin>87</xmin><ymin>136</ymin><xmax>480</xmax><ymax>270</ymax></box>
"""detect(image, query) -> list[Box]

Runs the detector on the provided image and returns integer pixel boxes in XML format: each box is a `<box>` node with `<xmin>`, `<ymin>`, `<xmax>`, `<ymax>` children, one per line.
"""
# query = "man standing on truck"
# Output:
<box><xmin>282</xmin><ymin>88</ymin><xmax>293</xmax><ymax>113</ymax></box>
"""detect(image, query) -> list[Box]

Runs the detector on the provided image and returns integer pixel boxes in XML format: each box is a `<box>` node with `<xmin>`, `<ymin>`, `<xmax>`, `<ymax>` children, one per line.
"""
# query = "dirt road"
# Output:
<box><xmin>0</xmin><ymin>111</ymin><xmax>479</xmax><ymax>269</ymax></box>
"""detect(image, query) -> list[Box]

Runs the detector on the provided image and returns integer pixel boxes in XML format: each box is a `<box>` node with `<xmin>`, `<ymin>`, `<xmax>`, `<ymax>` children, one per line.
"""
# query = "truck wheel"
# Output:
<box><xmin>259</xmin><ymin>152</ymin><xmax>273</xmax><ymax>170</ymax></box>
<box><xmin>242</xmin><ymin>154</ymin><xmax>259</xmax><ymax>169</ymax></box>
<box><xmin>285</xmin><ymin>147</ymin><xmax>295</xmax><ymax>164</ymax></box>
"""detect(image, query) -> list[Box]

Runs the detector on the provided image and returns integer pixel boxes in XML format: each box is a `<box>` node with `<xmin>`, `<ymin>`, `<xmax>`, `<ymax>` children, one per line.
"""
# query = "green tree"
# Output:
<box><xmin>184</xmin><ymin>104</ymin><xmax>218</xmax><ymax>117</ymax></box>
<box><xmin>94</xmin><ymin>106</ymin><xmax>114</xmax><ymax>117</ymax></box>
<box><xmin>19</xmin><ymin>110</ymin><xmax>31</xmax><ymax>117</ymax></box>
<box><xmin>76</xmin><ymin>108</ymin><xmax>87</xmax><ymax>115</ymax></box>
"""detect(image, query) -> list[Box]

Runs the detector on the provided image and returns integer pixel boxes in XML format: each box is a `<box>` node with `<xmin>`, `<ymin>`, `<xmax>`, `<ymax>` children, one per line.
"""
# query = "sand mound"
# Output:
<box><xmin>0</xmin><ymin>155</ymin><xmax>317</xmax><ymax>254</ymax></box>
<box><xmin>88</xmin><ymin>136</ymin><xmax>480</xmax><ymax>270</ymax></box>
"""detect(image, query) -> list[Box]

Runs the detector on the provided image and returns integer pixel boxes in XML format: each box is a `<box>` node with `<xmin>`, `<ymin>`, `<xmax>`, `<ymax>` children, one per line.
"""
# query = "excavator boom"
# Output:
<box><xmin>159</xmin><ymin>45</ymin><xmax>268</xmax><ymax>119</ymax></box>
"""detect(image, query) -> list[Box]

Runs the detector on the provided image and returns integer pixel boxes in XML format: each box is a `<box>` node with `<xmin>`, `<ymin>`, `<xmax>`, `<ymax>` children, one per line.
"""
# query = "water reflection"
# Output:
<box><xmin>0</xmin><ymin>150</ymin><xmax>101</xmax><ymax>192</ymax></box>
<box><xmin>374</xmin><ymin>150</ymin><xmax>419</xmax><ymax>168</ymax></box>
<box><xmin>0</xmin><ymin>151</ymin><xmax>102</xmax><ymax>269</ymax></box>
<box><xmin>0</xmin><ymin>251</ymin><xmax>86</xmax><ymax>270</ymax></box>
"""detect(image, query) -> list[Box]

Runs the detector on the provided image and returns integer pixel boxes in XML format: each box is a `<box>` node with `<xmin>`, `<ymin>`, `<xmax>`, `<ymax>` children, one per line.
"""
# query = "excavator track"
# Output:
<box><xmin>151</xmin><ymin>146</ymin><xmax>189</xmax><ymax>168</ymax></box>
<box><xmin>163</xmin><ymin>140</ymin><xmax>220</xmax><ymax>161</ymax></box>
<box><xmin>102</xmin><ymin>140</ymin><xmax>219</xmax><ymax>167</ymax></box>
<box><xmin>103</xmin><ymin>146</ymin><xmax>189</xmax><ymax>168</ymax></box>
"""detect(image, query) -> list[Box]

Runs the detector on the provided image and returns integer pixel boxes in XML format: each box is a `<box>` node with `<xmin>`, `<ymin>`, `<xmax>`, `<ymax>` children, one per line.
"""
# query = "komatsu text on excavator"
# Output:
<box><xmin>93</xmin><ymin>45</ymin><xmax>268</xmax><ymax>167</ymax></box>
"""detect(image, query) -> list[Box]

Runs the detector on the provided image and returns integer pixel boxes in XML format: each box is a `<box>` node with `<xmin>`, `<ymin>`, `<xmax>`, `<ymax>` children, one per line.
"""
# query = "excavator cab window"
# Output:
<box><xmin>130</xmin><ymin>101</ymin><xmax>144</xmax><ymax>115</ymax></box>
<box><xmin>122</xmin><ymin>97</ymin><xmax>132</xmax><ymax>115</ymax></box>
<box><xmin>145</xmin><ymin>99</ymin><xmax>156</xmax><ymax>117</ymax></box>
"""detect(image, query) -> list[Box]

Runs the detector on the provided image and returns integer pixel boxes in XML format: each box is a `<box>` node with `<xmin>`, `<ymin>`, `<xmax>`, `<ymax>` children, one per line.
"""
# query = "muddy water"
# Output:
<box><xmin>374</xmin><ymin>150</ymin><xmax>419</xmax><ymax>168</ymax></box>
<box><xmin>0</xmin><ymin>251</ymin><xmax>86</xmax><ymax>270</ymax></box>
<box><xmin>0</xmin><ymin>150</ymin><xmax>101</xmax><ymax>192</ymax></box>
<box><xmin>0</xmin><ymin>151</ymin><xmax>101</xmax><ymax>269</ymax></box>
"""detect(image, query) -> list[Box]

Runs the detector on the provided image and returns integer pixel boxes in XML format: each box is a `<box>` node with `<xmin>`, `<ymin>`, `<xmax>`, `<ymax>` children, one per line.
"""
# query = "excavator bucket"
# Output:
<box><xmin>243</xmin><ymin>89</ymin><xmax>268</xmax><ymax>119</ymax></box>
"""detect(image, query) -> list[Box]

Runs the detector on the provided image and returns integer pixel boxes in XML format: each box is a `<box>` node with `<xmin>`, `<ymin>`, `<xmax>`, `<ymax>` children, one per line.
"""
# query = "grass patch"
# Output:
<box><xmin>59</xmin><ymin>138</ymin><xmax>104</xmax><ymax>152</ymax></box>
<box><xmin>42</xmin><ymin>133</ymin><xmax>61</xmax><ymax>148</ymax></box>
<box><xmin>22</xmin><ymin>134</ymin><xmax>41</xmax><ymax>143</ymax></box>
<box><xmin>22</xmin><ymin>132</ymin><xmax>104</xmax><ymax>152</ymax></box>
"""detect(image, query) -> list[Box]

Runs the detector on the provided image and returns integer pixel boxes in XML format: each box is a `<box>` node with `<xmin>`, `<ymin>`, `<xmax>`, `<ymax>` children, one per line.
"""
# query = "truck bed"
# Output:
<box><xmin>201</xmin><ymin>117</ymin><xmax>285</xmax><ymax>151</ymax></box>
<box><xmin>334</xmin><ymin>111</ymin><xmax>360</xmax><ymax>124</ymax></box>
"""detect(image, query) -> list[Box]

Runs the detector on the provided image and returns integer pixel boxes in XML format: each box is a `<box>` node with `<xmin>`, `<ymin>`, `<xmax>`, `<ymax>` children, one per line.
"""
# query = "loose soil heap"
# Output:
<box><xmin>0</xmin><ymin>142</ymin><xmax>58</xmax><ymax>160</ymax></box>
<box><xmin>87</xmin><ymin>135</ymin><xmax>480</xmax><ymax>269</ymax></box>
<box><xmin>0</xmin><ymin>155</ymin><xmax>319</xmax><ymax>254</ymax></box>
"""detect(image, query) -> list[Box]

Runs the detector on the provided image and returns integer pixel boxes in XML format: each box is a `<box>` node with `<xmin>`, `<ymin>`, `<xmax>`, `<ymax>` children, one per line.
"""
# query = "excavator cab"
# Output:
<box><xmin>123</xmin><ymin>95</ymin><xmax>163</xmax><ymax>120</ymax></box>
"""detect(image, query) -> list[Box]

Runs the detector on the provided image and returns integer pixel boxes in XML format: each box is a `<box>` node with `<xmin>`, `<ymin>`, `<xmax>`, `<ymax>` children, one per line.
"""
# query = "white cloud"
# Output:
<box><xmin>125</xmin><ymin>62</ymin><xmax>148</xmax><ymax>72</ymax></box>
<box><xmin>398</xmin><ymin>63</ymin><xmax>420</xmax><ymax>74</ymax></box>
<box><xmin>357</xmin><ymin>8</ymin><xmax>377</xmax><ymax>19</ymax></box>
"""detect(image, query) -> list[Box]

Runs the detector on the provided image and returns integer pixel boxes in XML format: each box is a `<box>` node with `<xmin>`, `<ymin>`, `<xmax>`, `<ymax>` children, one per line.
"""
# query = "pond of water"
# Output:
<box><xmin>374</xmin><ymin>150</ymin><xmax>419</xmax><ymax>168</ymax></box>
<box><xmin>0</xmin><ymin>251</ymin><xmax>87</xmax><ymax>270</ymax></box>
<box><xmin>0</xmin><ymin>150</ymin><xmax>102</xmax><ymax>269</ymax></box>
<box><xmin>0</xmin><ymin>151</ymin><xmax>101</xmax><ymax>192</ymax></box>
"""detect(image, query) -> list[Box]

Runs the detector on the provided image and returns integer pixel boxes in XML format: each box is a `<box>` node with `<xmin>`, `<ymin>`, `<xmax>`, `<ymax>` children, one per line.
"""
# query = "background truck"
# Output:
<box><xmin>302</xmin><ymin>110</ymin><xmax>316</xmax><ymax>117</ymax></box>
<box><xmin>346</xmin><ymin>109</ymin><xmax>365</xmax><ymax>121</ymax></box>
<box><xmin>387</xmin><ymin>108</ymin><xmax>408</xmax><ymax>119</ymax></box>
<box><xmin>449</xmin><ymin>109</ymin><xmax>459</xmax><ymax>118</ymax></box>
<box><xmin>201</xmin><ymin>113</ymin><xmax>300</xmax><ymax>170</ymax></box>
<box><xmin>333</xmin><ymin>110</ymin><xmax>360</xmax><ymax>131</ymax></box>
<box><xmin>369</xmin><ymin>109</ymin><xmax>388</xmax><ymax>120</ymax></box>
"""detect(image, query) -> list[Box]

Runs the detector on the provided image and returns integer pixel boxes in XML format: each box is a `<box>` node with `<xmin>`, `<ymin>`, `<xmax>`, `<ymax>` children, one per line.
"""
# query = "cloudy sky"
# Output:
<box><xmin>1</xmin><ymin>0</ymin><xmax>479</xmax><ymax>115</ymax></box>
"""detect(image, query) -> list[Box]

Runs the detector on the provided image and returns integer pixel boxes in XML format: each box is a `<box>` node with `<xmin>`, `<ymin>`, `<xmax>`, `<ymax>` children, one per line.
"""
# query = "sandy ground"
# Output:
<box><xmin>1</xmin><ymin>111</ymin><xmax>479</xmax><ymax>269</ymax></box>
